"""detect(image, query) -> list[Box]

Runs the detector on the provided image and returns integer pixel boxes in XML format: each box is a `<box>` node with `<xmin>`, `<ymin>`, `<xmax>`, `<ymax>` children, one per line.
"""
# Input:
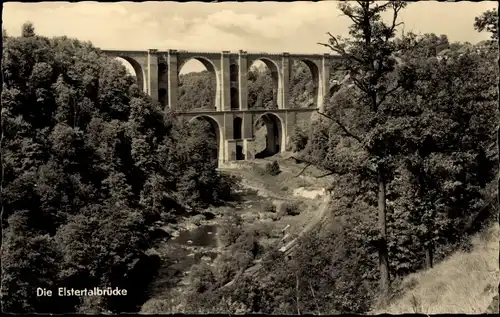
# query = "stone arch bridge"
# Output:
<box><xmin>101</xmin><ymin>48</ymin><xmax>339</xmax><ymax>166</ymax></box>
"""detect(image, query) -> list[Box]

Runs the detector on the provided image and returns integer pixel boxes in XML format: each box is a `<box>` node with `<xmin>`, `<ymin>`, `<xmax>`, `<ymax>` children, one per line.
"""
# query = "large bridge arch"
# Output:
<box><xmin>247</xmin><ymin>57</ymin><xmax>281</xmax><ymax>109</ymax></box>
<box><xmin>253</xmin><ymin>112</ymin><xmax>285</xmax><ymax>158</ymax></box>
<box><xmin>294</xmin><ymin>58</ymin><xmax>320</xmax><ymax>108</ymax></box>
<box><xmin>188</xmin><ymin>114</ymin><xmax>224</xmax><ymax>163</ymax></box>
<box><xmin>178</xmin><ymin>56</ymin><xmax>220</xmax><ymax>111</ymax></box>
<box><xmin>114</xmin><ymin>56</ymin><xmax>147</xmax><ymax>92</ymax></box>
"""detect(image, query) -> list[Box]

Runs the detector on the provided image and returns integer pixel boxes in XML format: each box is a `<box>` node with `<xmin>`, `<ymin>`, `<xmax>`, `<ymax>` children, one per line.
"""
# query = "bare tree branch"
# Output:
<box><xmin>317</xmin><ymin>171</ymin><xmax>336</xmax><ymax>179</ymax></box>
<box><xmin>326</xmin><ymin>32</ymin><xmax>340</xmax><ymax>46</ymax></box>
<box><xmin>316</xmin><ymin>110</ymin><xmax>368</xmax><ymax>149</ymax></box>
<box><xmin>378</xmin><ymin>83</ymin><xmax>402</xmax><ymax>107</ymax></box>
<box><xmin>288</xmin><ymin>156</ymin><xmax>340</xmax><ymax>179</ymax></box>
<box><xmin>341</xmin><ymin>2</ymin><xmax>364</xmax><ymax>25</ymax></box>
<box><xmin>351</xmin><ymin>76</ymin><xmax>370</xmax><ymax>94</ymax></box>
<box><xmin>295</xmin><ymin>161</ymin><xmax>312</xmax><ymax>178</ymax></box>
<box><xmin>318</xmin><ymin>42</ymin><xmax>365</xmax><ymax>67</ymax></box>
<box><xmin>309</xmin><ymin>282</ymin><xmax>321</xmax><ymax>315</ymax></box>
<box><xmin>319</xmin><ymin>32</ymin><xmax>365</xmax><ymax>64</ymax></box>
<box><xmin>288</xmin><ymin>156</ymin><xmax>313</xmax><ymax>177</ymax></box>
<box><xmin>373</xmin><ymin>2</ymin><xmax>393</xmax><ymax>14</ymax></box>
<box><xmin>386</xmin><ymin>2</ymin><xmax>405</xmax><ymax>41</ymax></box>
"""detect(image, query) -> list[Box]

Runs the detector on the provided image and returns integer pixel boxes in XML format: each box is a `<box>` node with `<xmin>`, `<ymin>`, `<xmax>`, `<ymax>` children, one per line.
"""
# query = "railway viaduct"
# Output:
<box><xmin>101</xmin><ymin>49</ymin><xmax>338</xmax><ymax>166</ymax></box>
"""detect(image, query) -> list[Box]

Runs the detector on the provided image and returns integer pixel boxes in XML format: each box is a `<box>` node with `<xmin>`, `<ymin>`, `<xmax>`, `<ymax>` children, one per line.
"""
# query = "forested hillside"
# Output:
<box><xmin>1</xmin><ymin>23</ymin><xmax>233</xmax><ymax>313</ymax></box>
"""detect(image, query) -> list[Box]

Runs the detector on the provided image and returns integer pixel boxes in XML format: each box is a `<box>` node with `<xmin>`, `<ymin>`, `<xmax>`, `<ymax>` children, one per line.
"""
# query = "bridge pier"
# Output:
<box><xmin>280</xmin><ymin>53</ymin><xmax>290</xmax><ymax>110</ymax></box>
<box><xmin>147</xmin><ymin>49</ymin><xmax>159</xmax><ymax>103</ymax></box>
<box><xmin>242</xmin><ymin>139</ymin><xmax>254</xmax><ymax>160</ymax></box>
<box><xmin>238</xmin><ymin>50</ymin><xmax>249</xmax><ymax>110</ymax></box>
<box><xmin>318</xmin><ymin>53</ymin><xmax>331</xmax><ymax>113</ymax></box>
<box><xmin>225</xmin><ymin>140</ymin><xmax>237</xmax><ymax>161</ymax></box>
<box><xmin>167</xmin><ymin>50</ymin><xmax>179</xmax><ymax>110</ymax></box>
<box><xmin>221</xmin><ymin>51</ymin><xmax>231</xmax><ymax>111</ymax></box>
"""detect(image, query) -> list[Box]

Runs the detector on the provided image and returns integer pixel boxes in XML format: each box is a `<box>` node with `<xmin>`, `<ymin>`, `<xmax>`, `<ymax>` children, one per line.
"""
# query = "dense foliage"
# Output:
<box><xmin>299</xmin><ymin>1</ymin><xmax>498</xmax><ymax>304</ymax></box>
<box><xmin>474</xmin><ymin>8</ymin><xmax>498</xmax><ymax>40</ymax></box>
<box><xmin>1</xmin><ymin>23</ymin><xmax>232</xmax><ymax>313</ymax></box>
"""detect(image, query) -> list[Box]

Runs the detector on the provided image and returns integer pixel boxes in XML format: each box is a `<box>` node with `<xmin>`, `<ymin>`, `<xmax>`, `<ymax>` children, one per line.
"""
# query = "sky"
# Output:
<box><xmin>3</xmin><ymin>1</ymin><xmax>497</xmax><ymax>74</ymax></box>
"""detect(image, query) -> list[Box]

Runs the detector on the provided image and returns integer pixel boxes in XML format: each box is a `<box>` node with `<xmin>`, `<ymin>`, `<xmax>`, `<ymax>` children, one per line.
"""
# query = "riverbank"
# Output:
<box><xmin>142</xmin><ymin>156</ymin><xmax>331</xmax><ymax>311</ymax></box>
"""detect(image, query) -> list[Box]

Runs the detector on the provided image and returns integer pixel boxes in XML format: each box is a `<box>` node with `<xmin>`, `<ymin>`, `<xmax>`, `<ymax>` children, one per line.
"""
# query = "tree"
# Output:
<box><xmin>388</xmin><ymin>41</ymin><xmax>498</xmax><ymax>271</ymax></box>
<box><xmin>474</xmin><ymin>8</ymin><xmax>498</xmax><ymax>40</ymax></box>
<box><xmin>21</xmin><ymin>21</ymin><xmax>35</xmax><ymax>37</ymax></box>
<box><xmin>314</xmin><ymin>1</ymin><xmax>409</xmax><ymax>295</ymax></box>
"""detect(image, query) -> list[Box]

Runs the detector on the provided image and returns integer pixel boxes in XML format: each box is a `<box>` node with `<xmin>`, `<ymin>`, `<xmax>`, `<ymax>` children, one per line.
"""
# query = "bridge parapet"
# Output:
<box><xmin>174</xmin><ymin>50</ymin><xmax>222</xmax><ymax>55</ymax></box>
<box><xmin>101</xmin><ymin>49</ymin><xmax>148</xmax><ymax>56</ymax></box>
<box><xmin>290</xmin><ymin>53</ymin><xmax>324</xmax><ymax>59</ymax></box>
<box><xmin>246</xmin><ymin>52</ymin><xmax>286</xmax><ymax>58</ymax></box>
<box><xmin>102</xmin><ymin>49</ymin><xmax>341</xmax><ymax>59</ymax></box>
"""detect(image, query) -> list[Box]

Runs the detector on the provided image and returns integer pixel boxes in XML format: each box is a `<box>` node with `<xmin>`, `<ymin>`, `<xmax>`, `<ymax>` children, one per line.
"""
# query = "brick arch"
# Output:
<box><xmin>113</xmin><ymin>55</ymin><xmax>147</xmax><ymax>92</ymax></box>
<box><xmin>178</xmin><ymin>56</ymin><xmax>221</xmax><ymax>110</ymax></box>
<box><xmin>295</xmin><ymin>58</ymin><xmax>320</xmax><ymax>107</ymax></box>
<box><xmin>188</xmin><ymin>115</ymin><xmax>225</xmax><ymax>162</ymax></box>
<box><xmin>253</xmin><ymin>112</ymin><xmax>285</xmax><ymax>156</ymax></box>
<box><xmin>233</xmin><ymin>116</ymin><xmax>243</xmax><ymax>140</ymax></box>
<box><xmin>248</xmin><ymin>57</ymin><xmax>281</xmax><ymax>109</ymax></box>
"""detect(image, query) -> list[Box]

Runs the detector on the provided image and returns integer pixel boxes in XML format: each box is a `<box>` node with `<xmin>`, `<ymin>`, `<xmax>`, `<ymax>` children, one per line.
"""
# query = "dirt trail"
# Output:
<box><xmin>222</xmin><ymin>193</ymin><xmax>333</xmax><ymax>289</ymax></box>
<box><xmin>280</xmin><ymin>193</ymin><xmax>332</xmax><ymax>255</ymax></box>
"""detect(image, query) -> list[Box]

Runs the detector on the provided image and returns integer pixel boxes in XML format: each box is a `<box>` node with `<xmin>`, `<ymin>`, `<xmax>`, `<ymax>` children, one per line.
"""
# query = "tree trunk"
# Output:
<box><xmin>295</xmin><ymin>273</ymin><xmax>301</xmax><ymax>315</ymax></box>
<box><xmin>377</xmin><ymin>169</ymin><xmax>390</xmax><ymax>296</ymax></box>
<box><xmin>424</xmin><ymin>242</ymin><xmax>433</xmax><ymax>269</ymax></box>
<box><xmin>497</xmin><ymin>125</ymin><xmax>500</xmax><ymax>210</ymax></box>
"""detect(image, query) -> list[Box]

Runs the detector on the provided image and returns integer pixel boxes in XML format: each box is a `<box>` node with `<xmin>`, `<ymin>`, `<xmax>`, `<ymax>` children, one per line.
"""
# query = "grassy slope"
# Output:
<box><xmin>374</xmin><ymin>223</ymin><xmax>499</xmax><ymax>314</ymax></box>
<box><xmin>219</xmin><ymin>154</ymin><xmax>334</xmax><ymax>235</ymax></box>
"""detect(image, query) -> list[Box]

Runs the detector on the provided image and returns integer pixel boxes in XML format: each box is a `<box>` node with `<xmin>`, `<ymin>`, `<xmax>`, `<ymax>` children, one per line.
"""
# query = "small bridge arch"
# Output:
<box><xmin>188</xmin><ymin>114</ymin><xmax>225</xmax><ymax>163</ymax></box>
<box><xmin>254</xmin><ymin>112</ymin><xmax>285</xmax><ymax>158</ymax></box>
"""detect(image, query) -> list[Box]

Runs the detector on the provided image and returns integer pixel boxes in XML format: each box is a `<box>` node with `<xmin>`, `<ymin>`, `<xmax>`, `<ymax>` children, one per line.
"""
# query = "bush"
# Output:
<box><xmin>140</xmin><ymin>298</ymin><xmax>178</xmax><ymax>314</ymax></box>
<box><xmin>277</xmin><ymin>202</ymin><xmax>301</xmax><ymax>217</ymax></box>
<box><xmin>230</xmin><ymin>229</ymin><xmax>259</xmax><ymax>257</ymax></box>
<box><xmin>261</xmin><ymin>201</ymin><xmax>276</xmax><ymax>213</ymax></box>
<box><xmin>213</xmin><ymin>253</ymin><xmax>240</xmax><ymax>285</ymax></box>
<box><xmin>192</xmin><ymin>214</ymin><xmax>206</xmax><ymax>226</ymax></box>
<box><xmin>290</xmin><ymin>125</ymin><xmax>309</xmax><ymax>152</ymax></box>
<box><xmin>264</xmin><ymin>161</ymin><xmax>281</xmax><ymax>176</ymax></box>
<box><xmin>271</xmin><ymin>213</ymin><xmax>282</xmax><ymax>221</ymax></box>
<box><xmin>189</xmin><ymin>262</ymin><xmax>216</xmax><ymax>293</ymax></box>
<box><xmin>217</xmin><ymin>214</ymin><xmax>243</xmax><ymax>247</ymax></box>
<box><xmin>251</xmin><ymin>222</ymin><xmax>273</xmax><ymax>240</ymax></box>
